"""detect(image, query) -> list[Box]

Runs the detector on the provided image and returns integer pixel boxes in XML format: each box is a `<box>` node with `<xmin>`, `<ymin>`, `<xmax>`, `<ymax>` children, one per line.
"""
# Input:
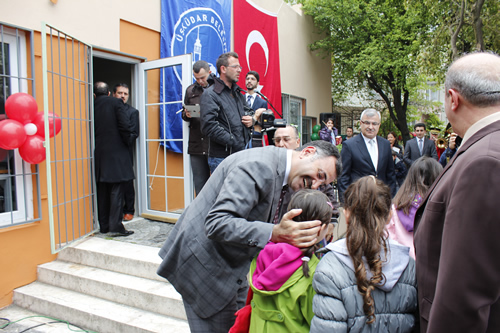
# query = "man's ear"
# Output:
<box><xmin>299</xmin><ymin>146</ymin><xmax>317</xmax><ymax>158</ymax></box>
<box><xmin>448</xmin><ymin>89</ymin><xmax>460</xmax><ymax>112</ymax></box>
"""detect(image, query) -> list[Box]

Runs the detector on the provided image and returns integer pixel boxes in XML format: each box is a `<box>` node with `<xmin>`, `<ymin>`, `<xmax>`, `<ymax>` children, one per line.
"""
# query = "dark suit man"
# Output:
<box><xmin>338</xmin><ymin>108</ymin><xmax>397</xmax><ymax>201</ymax></box>
<box><xmin>94</xmin><ymin>82</ymin><xmax>134</xmax><ymax>236</ymax></box>
<box><xmin>157</xmin><ymin>140</ymin><xmax>340</xmax><ymax>332</ymax></box>
<box><xmin>245</xmin><ymin>71</ymin><xmax>267</xmax><ymax>148</ymax></box>
<box><xmin>414</xmin><ymin>52</ymin><xmax>500</xmax><ymax>332</ymax></box>
<box><xmin>403</xmin><ymin>123</ymin><xmax>438</xmax><ymax>166</ymax></box>
<box><xmin>182</xmin><ymin>60</ymin><xmax>213</xmax><ymax>195</ymax></box>
<box><xmin>112</xmin><ymin>83</ymin><xmax>139</xmax><ymax>222</ymax></box>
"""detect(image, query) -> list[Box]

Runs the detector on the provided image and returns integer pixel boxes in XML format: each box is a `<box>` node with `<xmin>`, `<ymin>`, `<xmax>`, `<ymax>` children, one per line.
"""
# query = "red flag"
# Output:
<box><xmin>234</xmin><ymin>0</ymin><xmax>283</xmax><ymax>118</ymax></box>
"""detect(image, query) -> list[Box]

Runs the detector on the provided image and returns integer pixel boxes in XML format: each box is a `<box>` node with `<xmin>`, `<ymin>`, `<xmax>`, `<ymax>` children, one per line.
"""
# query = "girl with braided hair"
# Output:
<box><xmin>245</xmin><ymin>189</ymin><xmax>333</xmax><ymax>333</ymax></box>
<box><xmin>310</xmin><ymin>176</ymin><xmax>418</xmax><ymax>332</ymax></box>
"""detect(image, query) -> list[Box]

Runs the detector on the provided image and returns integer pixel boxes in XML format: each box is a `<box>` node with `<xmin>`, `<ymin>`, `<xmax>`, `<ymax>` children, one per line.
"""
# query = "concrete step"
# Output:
<box><xmin>37</xmin><ymin>260</ymin><xmax>186</xmax><ymax>320</ymax></box>
<box><xmin>57</xmin><ymin>236</ymin><xmax>164</xmax><ymax>282</ymax></box>
<box><xmin>13</xmin><ymin>282</ymin><xmax>190</xmax><ymax>333</ymax></box>
<box><xmin>0</xmin><ymin>304</ymin><xmax>92</xmax><ymax>333</ymax></box>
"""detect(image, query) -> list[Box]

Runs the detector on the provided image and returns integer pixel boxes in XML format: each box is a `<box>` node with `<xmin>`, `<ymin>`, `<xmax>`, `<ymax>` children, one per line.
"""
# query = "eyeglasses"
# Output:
<box><xmin>273</xmin><ymin>136</ymin><xmax>296</xmax><ymax>144</ymax></box>
<box><xmin>227</xmin><ymin>65</ymin><xmax>242</xmax><ymax>70</ymax></box>
<box><xmin>360</xmin><ymin>120</ymin><xmax>380</xmax><ymax>126</ymax></box>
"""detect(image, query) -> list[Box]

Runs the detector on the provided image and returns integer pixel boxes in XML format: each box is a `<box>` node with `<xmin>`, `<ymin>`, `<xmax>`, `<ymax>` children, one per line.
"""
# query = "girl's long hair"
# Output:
<box><xmin>287</xmin><ymin>189</ymin><xmax>332</xmax><ymax>277</ymax></box>
<box><xmin>343</xmin><ymin>176</ymin><xmax>392</xmax><ymax>324</ymax></box>
<box><xmin>393</xmin><ymin>156</ymin><xmax>443</xmax><ymax>214</ymax></box>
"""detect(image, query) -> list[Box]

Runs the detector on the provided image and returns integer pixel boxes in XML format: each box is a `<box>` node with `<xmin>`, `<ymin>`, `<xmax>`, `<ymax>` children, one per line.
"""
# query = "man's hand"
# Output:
<box><xmin>271</xmin><ymin>209</ymin><xmax>323</xmax><ymax>248</ymax></box>
<box><xmin>184</xmin><ymin>109</ymin><xmax>192</xmax><ymax>118</ymax></box>
<box><xmin>242</xmin><ymin>115</ymin><xmax>253</xmax><ymax>128</ymax></box>
<box><xmin>449</xmin><ymin>133</ymin><xmax>457</xmax><ymax>150</ymax></box>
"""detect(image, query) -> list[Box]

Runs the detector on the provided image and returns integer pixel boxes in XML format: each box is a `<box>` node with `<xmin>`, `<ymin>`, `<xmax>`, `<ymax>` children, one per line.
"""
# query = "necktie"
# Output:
<box><xmin>368</xmin><ymin>139</ymin><xmax>378</xmax><ymax>171</ymax></box>
<box><xmin>273</xmin><ymin>185</ymin><xmax>289</xmax><ymax>224</ymax></box>
<box><xmin>419</xmin><ymin>139</ymin><xmax>423</xmax><ymax>155</ymax></box>
<box><xmin>247</xmin><ymin>94</ymin><xmax>252</xmax><ymax>107</ymax></box>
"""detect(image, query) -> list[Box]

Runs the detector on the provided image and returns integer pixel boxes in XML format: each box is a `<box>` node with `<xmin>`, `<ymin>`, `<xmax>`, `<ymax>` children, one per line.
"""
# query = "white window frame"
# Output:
<box><xmin>0</xmin><ymin>28</ymin><xmax>34</xmax><ymax>226</ymax></box>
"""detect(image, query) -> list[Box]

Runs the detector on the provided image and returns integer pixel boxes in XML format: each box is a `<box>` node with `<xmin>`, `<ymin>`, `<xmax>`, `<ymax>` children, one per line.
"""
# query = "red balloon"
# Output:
<box><xmin>19</xmin><ymin>135</ymin><xmax>46</xmax><ymax>164</ymax></box>
<box><xmin>33</xmin><ymin>112</ymin><xmax>62</xmax><ymax>138</ymax></box>
<box><xmin>5</xmin><ymin>92</ymin><xmax>38</xmax><ymax>124</ymax></box>
<box><xmin>0</xmin><ymin>119</ymin><xmax>27</xmax><ymax>150</ymax></box>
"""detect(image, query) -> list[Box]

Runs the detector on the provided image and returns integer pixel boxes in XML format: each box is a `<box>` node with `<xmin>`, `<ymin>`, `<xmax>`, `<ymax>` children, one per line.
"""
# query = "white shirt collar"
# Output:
<box><xmin>460</xmin><ymin>111</ymin><xmax>500</xmax><ymax>147</ymax></box>
<box><xmin>361</xmin><ymin>133</ymin><xmax>377</xmax><ymax>145</ymax></box>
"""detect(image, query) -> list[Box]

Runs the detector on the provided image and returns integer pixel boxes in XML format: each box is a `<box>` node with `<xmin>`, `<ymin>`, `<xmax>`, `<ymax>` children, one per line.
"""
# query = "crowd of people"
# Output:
<box><xmin>94</xmin><ymin>51</ymin><xmax>500</xmax><ymax>332</ymax></box>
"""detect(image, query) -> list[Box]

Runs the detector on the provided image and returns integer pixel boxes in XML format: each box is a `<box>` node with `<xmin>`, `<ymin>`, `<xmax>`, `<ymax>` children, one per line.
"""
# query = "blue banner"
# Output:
<box><xmin>160</xmin><ymin>0</ymin><xmax>231</xmax><ymax>153</ymax></box>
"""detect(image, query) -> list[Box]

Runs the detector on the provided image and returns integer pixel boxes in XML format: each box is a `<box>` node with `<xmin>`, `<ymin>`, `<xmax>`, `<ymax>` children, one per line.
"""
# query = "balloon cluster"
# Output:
<box><xmin>0</xmin><ymin>93</ymin><xmax>61</xmax><ymax>164</ymax></box>
<box><xmin>311</xmin><ymin>124</ymin><xmax>321</xmax><ymax>141</ymax></box>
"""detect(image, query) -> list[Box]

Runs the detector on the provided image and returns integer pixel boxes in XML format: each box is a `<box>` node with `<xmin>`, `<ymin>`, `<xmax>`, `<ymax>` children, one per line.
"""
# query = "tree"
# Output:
<box><xmin>420</xmin><ymin>0</ymin><xmax>500</xmax><ymax>79</ymax></box>
<box><xmin>295</xmin><ymin>0</ymin><xmax>433</xmax><ymax>144</ymax></box>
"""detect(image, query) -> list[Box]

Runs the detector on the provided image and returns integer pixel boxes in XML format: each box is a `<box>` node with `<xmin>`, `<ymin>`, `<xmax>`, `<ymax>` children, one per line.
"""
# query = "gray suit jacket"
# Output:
<box><xmin>403</xmin><ymin>137</ymin><xmax>438</xmax><ymax>165</ymax></box>
<box><xmin>157</xmin><ymin>147</ymin><xmax>287</xmax><ymax>318</ymax></box>
<box><xmin>414</xmin><ymin>120</ymin><xmax>500</xmax><ymax>332</ymax></box>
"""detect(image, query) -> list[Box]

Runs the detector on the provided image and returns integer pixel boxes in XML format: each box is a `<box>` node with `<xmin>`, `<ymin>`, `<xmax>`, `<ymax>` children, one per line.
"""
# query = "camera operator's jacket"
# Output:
<box><xmin>200</xmin><ymin>76</ymin><xmax>251</xmax><ymax>158</ymax></box>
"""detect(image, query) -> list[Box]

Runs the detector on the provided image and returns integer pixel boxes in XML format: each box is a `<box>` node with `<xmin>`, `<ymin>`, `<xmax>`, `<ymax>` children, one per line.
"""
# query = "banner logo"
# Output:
<box><xmin>171</xmin><ymin>8</ymin><xmax>228</xmax><ymax>81</ymax></box>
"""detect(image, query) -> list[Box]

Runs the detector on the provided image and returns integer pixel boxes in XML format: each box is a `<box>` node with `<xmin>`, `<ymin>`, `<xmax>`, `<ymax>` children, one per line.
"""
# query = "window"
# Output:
<box><xmin>0</xmin><ymin>24</ymin><xmax>39</xmax><ymax>227</ymax></box>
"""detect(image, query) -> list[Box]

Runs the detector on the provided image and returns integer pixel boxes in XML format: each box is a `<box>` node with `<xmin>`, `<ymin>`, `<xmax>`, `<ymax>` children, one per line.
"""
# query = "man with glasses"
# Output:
<box><xmin>200</xmin><ymin>52</ymin><xmax>253</xmax><ymax>172</ymax></box>
<box><xmin>273</xmin><ymin>125</ymin><xmax>301</xmax><ymax>149</ymax></box>
<box><xmin>338</xmin><ymin>108</ymin><xmax>397</xmax><ymax>201</ymax></box>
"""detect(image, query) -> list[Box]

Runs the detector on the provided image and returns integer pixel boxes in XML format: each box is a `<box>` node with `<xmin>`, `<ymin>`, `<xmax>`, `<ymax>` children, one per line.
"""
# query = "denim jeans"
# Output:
<box><xmin>208</xmin><ymin>156</ymin><xmax>225</xmax><ymax>174</ymax></box>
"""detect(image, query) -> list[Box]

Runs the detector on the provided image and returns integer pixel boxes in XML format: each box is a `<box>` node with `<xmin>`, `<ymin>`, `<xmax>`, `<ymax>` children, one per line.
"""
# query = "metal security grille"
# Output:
<box><xmin>0</xmin><ymin>22</ymin><xmax>41</xmax><ymax>228</ymax></box>
<box><xmin>41</xmin><ymin>23</ymin><xmax>95</xmax><ymax>253</ymax></box>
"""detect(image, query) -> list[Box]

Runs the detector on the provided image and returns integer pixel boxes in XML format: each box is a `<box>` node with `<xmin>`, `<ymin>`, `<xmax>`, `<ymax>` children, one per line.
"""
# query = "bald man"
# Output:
<box><xmin>414</xmin><ymin>52</ymin><xmax>500</xmax><ymax>332</ymax></box>
<box><xmin>272</xmin><ymin>125</ymin><xmax>301</xmax><ymax>149</ymax></box>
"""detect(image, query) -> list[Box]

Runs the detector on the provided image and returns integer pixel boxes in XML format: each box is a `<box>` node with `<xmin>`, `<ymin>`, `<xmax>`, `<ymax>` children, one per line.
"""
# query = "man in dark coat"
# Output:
<box><xmin>94</xmin><ymin>81</ymin><xmax>134</xmax><ymax>236</ymax></box>
<box><xmin>414</xmin><ymin>52</ymin><xmax>500</xmax><ymax>332</ymax></box>
<box><xmin>403</xmin><ymin>123</ymin><xmax>438</xmax><ymax>166</ymax></box>
<box><xmin>337</xmin><ymin>108</ymin><xmax>397</xmax><ymax>201</ymax></box>
<box><xmin>112</xmin><ymin>83</ymin><xmax>139</xmax><ymax>221</ymax></box>
<box><xmin>182</xmin><ymin>60</ymin><xmax>213</xmax><ymax>195</ymax></box>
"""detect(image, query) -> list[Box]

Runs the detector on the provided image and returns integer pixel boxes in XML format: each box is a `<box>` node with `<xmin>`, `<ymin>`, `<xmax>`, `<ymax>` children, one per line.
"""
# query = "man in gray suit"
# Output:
<box><xmin>157</xmin><ymin>140</ymin><xmax>340</xmax><ymax>332</ymax></box>
<box><xmin>403</xmin><ymin>123</ymin><xmax>438</xmax><ymax>166</ymax></box>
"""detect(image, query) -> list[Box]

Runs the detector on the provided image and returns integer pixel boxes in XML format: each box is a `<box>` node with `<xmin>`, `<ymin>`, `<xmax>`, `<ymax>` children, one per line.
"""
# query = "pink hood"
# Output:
<box><xmin>252</xmin><ymin>242</ymin><xmax>304</xmax><ymax>291</ymax></box>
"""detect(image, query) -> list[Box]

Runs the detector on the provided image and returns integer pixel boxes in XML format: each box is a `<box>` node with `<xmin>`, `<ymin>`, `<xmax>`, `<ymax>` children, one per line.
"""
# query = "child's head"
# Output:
<box><xmin>342</xmin><ymin>176</ymin><xmax>392</xmax><ymax>324</ymax></box>
<box><xmin>393</xmin><ymin>156</ymin><xmax>443</xmax><ymax>212</ymax></box>
<box><xmin>287</xmin><ymin>189</ymin><xmax>332</xmax><ymax>226</ymax></box>
<box><xmin>287</xmin><ymin>189</ymin><xmax>333</xmax><ymax>277</ymax></box>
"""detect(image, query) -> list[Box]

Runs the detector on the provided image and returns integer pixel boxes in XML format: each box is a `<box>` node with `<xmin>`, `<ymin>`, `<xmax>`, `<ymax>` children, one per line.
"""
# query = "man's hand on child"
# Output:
<box><xmin>270</xmin><ymin>209</ymin><xmax>322</xmax><ymax>248</ymax></box>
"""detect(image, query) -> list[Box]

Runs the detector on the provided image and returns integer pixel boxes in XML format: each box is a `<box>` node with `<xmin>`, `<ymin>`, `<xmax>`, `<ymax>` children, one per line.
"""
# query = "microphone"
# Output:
<box><xmin>255</xmin><ymin>90</ymin><xmax>269</xmax><ymax>101</ymax></box>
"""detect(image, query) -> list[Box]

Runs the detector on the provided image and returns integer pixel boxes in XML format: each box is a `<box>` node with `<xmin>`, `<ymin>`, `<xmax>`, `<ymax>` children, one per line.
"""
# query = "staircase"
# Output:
<box><xmin>6</xmin><ymin>237</ymin><xmax>190</xmax><ymax>333</ymax></box>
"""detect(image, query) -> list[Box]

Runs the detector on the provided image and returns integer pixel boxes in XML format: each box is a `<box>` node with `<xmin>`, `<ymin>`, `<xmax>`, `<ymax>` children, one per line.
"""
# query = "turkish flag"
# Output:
<box><xmin>234</xmin><ymin>0</ymin><xmax>283</xmax><ymax>118</ymax></box>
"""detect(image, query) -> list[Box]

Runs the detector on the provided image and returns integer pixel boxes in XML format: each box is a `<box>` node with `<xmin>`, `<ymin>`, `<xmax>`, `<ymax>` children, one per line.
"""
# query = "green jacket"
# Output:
<box><xmin>248</xmin><ymin>254</ymin><xmax>319</xmax><ymax>333</ymax></box>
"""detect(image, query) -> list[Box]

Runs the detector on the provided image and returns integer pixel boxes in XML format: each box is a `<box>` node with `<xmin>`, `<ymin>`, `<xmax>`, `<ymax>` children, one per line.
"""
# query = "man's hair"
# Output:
<box><xmin>216</xmin><ymin>52</ymin><xmax>238</xmax><ymax>74</ymax></box>
<box><xmin>94</xmin><ymin>81</ymin><xmax>109</xmax><ymax>96</ymax></box>
<box><xmin>414</xmin><ymin>122</ymin><xmax>426</xmax><ymax>131</ymax></box>
<box><xmin>246</xmin><ymin>71</ymin><xmax>260</xmax><ymax>82</ymax></box>
<box><xmin>286</xmin><ymin>125</ymin><xmax>299</xmax><ymax>138</ymax></box>
<box><xmin>445</xmin><ymin>52</ymin><xmax>500</xmax><ymax>107</ymax></box>
<box><xmin>296</xmin><ymin>140</ymin><xmax>342</xmax><ymax>177</ymax></box>
<box><xmin>193</xmin><ymin>60</ymin><xmax>210</xmax><ymax>74</ymax></box>
<box><xmin>113</xmin><ymin>83</ymin><xmax>129</xmax><ymax>94</ymax></box>
<box><xmin>347</xmin><ymin>126</ymin><xmax>353</xmax><ymax>131</ymax></box>
<box><xmin>360</xmin><ymin>108</ymin><xmax>381</xmax><ymax>121</ymax></box>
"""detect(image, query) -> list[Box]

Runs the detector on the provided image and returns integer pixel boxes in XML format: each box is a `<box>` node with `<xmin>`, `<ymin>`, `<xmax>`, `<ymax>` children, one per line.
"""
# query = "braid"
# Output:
<box><xmin>344</xmin><ymin>176</ymin><xmax>391</xmax><ymax>324</ymax></box>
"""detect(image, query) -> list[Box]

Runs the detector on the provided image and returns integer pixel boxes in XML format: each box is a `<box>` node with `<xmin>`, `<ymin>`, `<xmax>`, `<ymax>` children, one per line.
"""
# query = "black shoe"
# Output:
<box><xmin>100</xmin><ymin>229</ymin><xmax>109</xmax><ymax>234</ymax></box>
<box><xmin>111</xmin><ymin>230</ymin><xmax>134</xmax><ymax>237</ymax></box>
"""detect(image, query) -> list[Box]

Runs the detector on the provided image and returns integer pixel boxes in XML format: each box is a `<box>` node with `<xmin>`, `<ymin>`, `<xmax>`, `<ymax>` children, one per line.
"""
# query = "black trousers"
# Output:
<box><xmin>123</xmin><ymin>179</ymin><xmax>135</xmax><ymax>215</ymax></box>
<box><xmin>97</xmin><ymin>181</ymin><xmax>126</xmax><ymax>233</ymax></box>
<box><xmin>190</xmin><ymin>154</ymin><xmax>211</xmax><ymax>195</ymax></box>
